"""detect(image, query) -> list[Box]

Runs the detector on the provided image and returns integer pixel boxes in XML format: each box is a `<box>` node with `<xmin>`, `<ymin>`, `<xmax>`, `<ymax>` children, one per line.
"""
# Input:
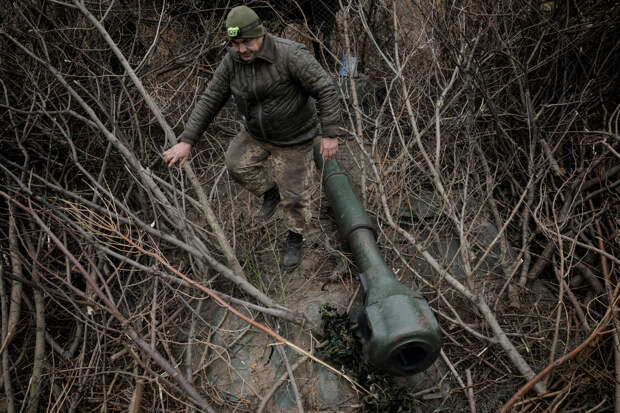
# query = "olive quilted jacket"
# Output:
<box><xmin>181</xmin><ymin>33</ymin><xmax>343</xmax><ymax>146</ymax></box>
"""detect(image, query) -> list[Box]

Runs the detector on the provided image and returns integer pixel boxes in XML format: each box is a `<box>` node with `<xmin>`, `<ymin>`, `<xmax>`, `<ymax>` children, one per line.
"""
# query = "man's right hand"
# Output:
<box><xmin>163</xmin><ymin>142</ymin><xmax>192</xmax><ymax>168</ymax></box>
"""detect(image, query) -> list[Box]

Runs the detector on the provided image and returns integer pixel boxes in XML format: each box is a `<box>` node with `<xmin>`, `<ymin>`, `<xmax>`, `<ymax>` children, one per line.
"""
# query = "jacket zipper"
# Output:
<box><xmin>252</xmin><ymin>65</ymin><xmax>267</xmax><ymax>139</ymax></box>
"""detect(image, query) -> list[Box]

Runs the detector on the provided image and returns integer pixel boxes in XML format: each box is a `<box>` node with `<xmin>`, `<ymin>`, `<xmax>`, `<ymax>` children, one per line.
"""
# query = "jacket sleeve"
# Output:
<box><xmin>181</xmin><ymin>56</ymin><xmax>232</xmax><ymax>145</ymax></box>
<box><xmin>287</xmin><ymin>46</ymin><xmax>344</xmax><ymax>137</ymax></box>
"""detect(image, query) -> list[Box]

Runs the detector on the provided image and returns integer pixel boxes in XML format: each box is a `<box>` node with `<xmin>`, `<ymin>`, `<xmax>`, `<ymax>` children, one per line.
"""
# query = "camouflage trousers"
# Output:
<box><xmin>225</xmin><ymin>129</ymin><xmax>313</xmax><ymax>234</ymax></box>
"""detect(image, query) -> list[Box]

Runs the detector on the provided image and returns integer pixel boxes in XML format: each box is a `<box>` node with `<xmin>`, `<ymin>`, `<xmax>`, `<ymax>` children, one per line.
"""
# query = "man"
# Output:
<box><xmin>163</xmin><ymin>5</ymin><xmax>343</xmax><ymax>268</ymax></box>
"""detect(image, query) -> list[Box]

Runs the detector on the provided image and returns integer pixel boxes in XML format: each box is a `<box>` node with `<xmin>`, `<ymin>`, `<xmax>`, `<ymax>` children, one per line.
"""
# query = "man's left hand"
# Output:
<box><xmin>320</xmin><ymin>137</ymin><xmax>338</xmax><ymax>161</ymax></box>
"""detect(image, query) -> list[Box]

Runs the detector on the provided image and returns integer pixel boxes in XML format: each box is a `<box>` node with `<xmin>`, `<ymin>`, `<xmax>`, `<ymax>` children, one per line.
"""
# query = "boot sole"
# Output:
<box><xmin>282</xmin><ymin>247</ymin><xmax>302</xmax><ymax>268</ymax></box>
<box><xmin>282</xmin><ymin>260</ymin><xmax>300</xmax><ymax>269</ymax></box>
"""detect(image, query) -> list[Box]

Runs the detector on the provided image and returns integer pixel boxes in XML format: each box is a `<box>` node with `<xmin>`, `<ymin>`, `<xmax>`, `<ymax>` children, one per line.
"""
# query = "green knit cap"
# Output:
<box><xmin>226</xmin><ymin>6</ymin><xmax>265</xmax><ymax>39</ymax></box>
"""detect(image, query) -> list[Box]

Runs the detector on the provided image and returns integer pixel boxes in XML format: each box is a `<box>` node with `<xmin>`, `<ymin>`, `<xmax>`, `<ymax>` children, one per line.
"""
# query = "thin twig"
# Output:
<box><xmin>440</xmin><ymin>350</ymin><xmax>475</xmax><ymax>411</ymax></box>
<box><xmin>591</xmin><ymin>207</ymin><xmax>620</xmax><ymax>413</ymax></box>
<box><xmin>6</xmin><ymin>205</ymin><xmax>23</xmax><ymax>350</ymax></box>
<box><xmin>23</xmin><ymin>230</ymin><xmax>46</xmax><ymax>413</ymax></box>
<box><xmin>257</xmin><ymin>356</ymin><xmax>308</xmax><ymax>413</ymax></box>
<box><xmin>0</xmin><ymin>264</ymin><xmax>16</xmax><ymax>413</ymax></box>
<box><xmin>466</xmin><ymin>369</ymin><xmax>477</xmax><ymax>413</ymax></box>
<box><xmin>276</xmin><ymin>345</ymin><xmax>305</xmax><ymax>413</ymax></box>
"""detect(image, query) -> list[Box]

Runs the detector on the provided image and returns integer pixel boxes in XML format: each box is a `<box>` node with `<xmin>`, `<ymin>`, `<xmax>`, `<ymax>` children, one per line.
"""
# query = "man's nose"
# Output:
<box><xmin>239</xmin><ymin>44</ymin><xmax>247</xmax><ymax>53</ymax></box>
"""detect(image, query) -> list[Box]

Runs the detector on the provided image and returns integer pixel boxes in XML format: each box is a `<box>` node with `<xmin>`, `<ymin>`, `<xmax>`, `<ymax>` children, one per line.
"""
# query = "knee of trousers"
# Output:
<box><xmin>224</xmin><ymin>153</ymin><xmax>248</xmax><ymax>181</ymax></box>
<box><xmin>224</xmin><ymin>152</ymin><xmax>238</xmax><ymax>173</ymax></box>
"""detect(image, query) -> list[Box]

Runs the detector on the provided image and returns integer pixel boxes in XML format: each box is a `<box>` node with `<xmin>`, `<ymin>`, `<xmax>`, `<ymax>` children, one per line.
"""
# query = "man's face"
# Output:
<box><xmin>231</xmin><ymin>36</ymin><xmax>264</xmax><ymax>61</ymax></box>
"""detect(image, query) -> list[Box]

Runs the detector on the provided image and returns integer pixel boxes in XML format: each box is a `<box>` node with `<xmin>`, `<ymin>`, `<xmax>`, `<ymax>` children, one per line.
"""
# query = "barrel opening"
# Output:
<box><xmin>394</xmin><ymin>344</ymin><xmax>428</xmax><ymax>372</ymax></box>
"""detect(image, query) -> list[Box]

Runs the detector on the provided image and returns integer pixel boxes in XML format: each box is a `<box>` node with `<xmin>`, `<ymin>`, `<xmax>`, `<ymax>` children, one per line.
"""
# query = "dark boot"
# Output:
<box><xmin>260</xmin><ymin>185</ymin><xmax>280</xmax><ymax>219</ymax></box>
<box><xmin>283</xmin><ymin>231</ymin><xmax>303</xmax><ymax>268</ymax></box>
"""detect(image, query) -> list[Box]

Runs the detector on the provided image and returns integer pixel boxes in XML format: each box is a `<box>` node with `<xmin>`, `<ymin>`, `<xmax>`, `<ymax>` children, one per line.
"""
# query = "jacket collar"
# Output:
<box><xmin>229</xmin><ymin>33</ymin><xmax>277</xmax><ymax>64</ymax></box>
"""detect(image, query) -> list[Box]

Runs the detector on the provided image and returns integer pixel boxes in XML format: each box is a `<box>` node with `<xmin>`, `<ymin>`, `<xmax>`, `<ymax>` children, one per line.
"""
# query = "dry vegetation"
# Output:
<box><xmin>0</xmin><ymin>0</ymin><xmax>619</xmax><ymax>412</ymax></box>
